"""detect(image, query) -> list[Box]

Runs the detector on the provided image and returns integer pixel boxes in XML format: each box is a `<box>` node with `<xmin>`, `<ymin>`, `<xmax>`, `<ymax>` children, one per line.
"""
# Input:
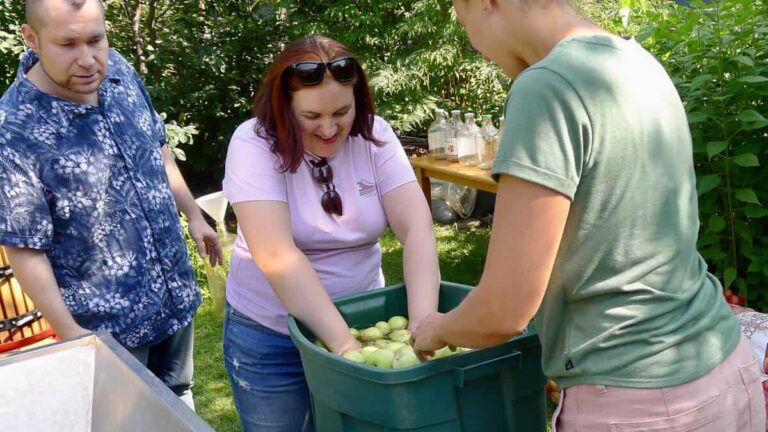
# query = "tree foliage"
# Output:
<box><xmin>2</xmin><ymin>0</ymin><xmax>766</xmax><ymax>301</ymax></box>
<box><xmin>0</xmin><ymin>0</ymin><xmax>629</xmax><ymax>190</ymax></box>
<box><xmin>1</xmin><ymin>1</ymin><xmax>512</xmax><ymax>191</ymax></box>
<box><xmin>640</xmin><ymin>0</ymin><xmax>768</xmax><ymax>307</ymax></box>
<box><xmin>0</xmin><ymin>1</ymin><xmax>25</xmax><ymax>86</ymax></box>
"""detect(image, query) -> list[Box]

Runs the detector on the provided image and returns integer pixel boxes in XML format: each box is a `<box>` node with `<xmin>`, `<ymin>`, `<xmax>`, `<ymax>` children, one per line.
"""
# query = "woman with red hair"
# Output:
<box><xmin>222</xmin><ymin>36</ymin><xmax>440</xmax><ymax>431</ymax></box>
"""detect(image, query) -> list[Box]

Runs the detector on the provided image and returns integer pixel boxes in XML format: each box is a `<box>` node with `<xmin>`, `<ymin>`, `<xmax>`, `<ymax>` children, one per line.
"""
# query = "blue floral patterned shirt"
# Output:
<box><xmin>0</xmin><ymin>49</ymin><xmax>201</xmax><ymax>349</ymax></box>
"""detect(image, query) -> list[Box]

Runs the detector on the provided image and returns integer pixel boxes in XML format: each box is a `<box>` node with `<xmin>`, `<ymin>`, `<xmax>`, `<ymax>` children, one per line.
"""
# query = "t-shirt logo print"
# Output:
<box><xmin>357</xmin><ymin>179</ymin><xmax>376</xmax><ymax>196</ymax></box>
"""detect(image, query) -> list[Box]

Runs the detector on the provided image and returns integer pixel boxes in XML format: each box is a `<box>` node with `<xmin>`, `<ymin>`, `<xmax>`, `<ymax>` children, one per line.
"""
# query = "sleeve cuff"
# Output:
<box><xmin>492</xmin><ymin>158</ymin><xmax>577</xmax><ymax>200</ymax></box>
<box><xmin>0</xmin><ymin>232</ymin><xmax>51</xmax><ymax>250</ymax></box>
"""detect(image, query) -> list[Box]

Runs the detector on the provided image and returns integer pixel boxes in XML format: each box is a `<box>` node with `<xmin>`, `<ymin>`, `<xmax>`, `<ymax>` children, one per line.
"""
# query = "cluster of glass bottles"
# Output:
<box><xmin>427</xmin><ymin>108</ymin><xmax>505</xmax><ymax>169</ymax></box>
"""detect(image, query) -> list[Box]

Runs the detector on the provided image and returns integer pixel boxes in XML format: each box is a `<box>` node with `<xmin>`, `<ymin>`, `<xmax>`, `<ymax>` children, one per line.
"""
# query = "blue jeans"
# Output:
<box><xmin>223</xmin><ymin>303</ymin><xmax>314</xmax><ymax>432</ymax></box>
<box><xmin>129</xmin><ymin>323</ymin><xmax>195</xmax><ymax>410</ymax></box>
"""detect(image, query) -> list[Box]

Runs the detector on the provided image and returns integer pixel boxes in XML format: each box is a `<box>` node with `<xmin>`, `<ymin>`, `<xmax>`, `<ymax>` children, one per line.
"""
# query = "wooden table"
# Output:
<box><xmin>409</xmin><ymin>156</ymin><xmax>497</xmax><ymax>205</ymax></box>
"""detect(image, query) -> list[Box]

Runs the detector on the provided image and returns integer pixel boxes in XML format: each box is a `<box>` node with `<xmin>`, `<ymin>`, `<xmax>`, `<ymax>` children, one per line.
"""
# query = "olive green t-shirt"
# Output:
<box><xmin>492</xmin><ymin>34</ymin><xmax>741</xmax><ymax>389</ymax></box>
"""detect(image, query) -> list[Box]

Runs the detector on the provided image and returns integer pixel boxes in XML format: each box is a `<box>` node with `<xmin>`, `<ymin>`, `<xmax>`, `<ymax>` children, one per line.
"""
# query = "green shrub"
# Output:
<box><xmin>0</xmin><ymin>1</ymin><xmax>25</xmax><ymax>87</ymax></box>
<box><xmin>640</xmin><ymin>0</ymin><xmax>768</xmax><ymax>307</ymax></box>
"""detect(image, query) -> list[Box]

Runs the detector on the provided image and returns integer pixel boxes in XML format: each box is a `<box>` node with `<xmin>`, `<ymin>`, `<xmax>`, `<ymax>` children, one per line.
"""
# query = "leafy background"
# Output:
<box><xmin>639</xmin><ymin>0</ymin><xmax>768</xmax><ymax>308</ymax></box>
<box><xmin>1</xmin><ymin>0</ymin><xmax>766</xmax><ymax>308</ymax></box>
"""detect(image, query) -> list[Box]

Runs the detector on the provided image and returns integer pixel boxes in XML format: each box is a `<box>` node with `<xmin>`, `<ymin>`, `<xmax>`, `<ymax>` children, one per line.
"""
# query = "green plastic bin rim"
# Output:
<box><xmin>287</xmin><ymin>282</ymin><xmax>540</xmax><ymax>385</ymax></box>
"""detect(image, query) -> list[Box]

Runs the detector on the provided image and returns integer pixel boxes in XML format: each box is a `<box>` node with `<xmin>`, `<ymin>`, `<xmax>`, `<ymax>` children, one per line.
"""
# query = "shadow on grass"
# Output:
<box><xmin>382</xmin><ymin>223</ymin><xmax>491</xmax><ymax>286</ymax></box>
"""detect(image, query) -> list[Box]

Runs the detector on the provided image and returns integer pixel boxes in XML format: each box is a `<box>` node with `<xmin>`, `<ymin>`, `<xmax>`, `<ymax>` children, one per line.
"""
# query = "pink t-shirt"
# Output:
<box><xmin>223</xmin><ymin>116</ymin><xmax>416</xmax><ymax>334</ymax></box>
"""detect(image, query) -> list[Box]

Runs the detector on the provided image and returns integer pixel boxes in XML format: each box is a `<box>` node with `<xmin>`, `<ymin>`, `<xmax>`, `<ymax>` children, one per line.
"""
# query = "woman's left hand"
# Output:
<box><xmin>410</xmin><ymin>311</ymin><xmax>448</xmax><ymax>361</ymax></box>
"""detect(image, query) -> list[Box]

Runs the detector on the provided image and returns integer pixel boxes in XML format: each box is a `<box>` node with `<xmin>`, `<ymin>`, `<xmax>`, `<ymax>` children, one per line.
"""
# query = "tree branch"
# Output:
<box><xmin>129</xmin><ymin>0</ymin><xmax>148</xmax><ymax>76</ymax></box>
<box><xmin>147</xmin><ymin>0</ymin><xmax>158</xmax><ymax>47</ymax></box>
<box><xmin>145</xmin><ymin>0</ymin><xmax>160</xmax><ymax>82</ymax></box>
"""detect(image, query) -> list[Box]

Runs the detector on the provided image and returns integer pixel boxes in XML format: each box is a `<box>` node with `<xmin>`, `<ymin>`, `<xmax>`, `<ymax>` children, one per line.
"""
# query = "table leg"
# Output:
<box><xmin>414</xmin><ymin>166</ymin><xmax>432</xmax><ymax>210</ymax></box>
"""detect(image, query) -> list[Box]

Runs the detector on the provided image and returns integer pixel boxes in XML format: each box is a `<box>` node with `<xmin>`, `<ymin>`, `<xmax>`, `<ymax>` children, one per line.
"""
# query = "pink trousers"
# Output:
<box><xmin>554</xmin><ymin>335</ymin><xmax>766</xmax><ymax>432</ymax></box>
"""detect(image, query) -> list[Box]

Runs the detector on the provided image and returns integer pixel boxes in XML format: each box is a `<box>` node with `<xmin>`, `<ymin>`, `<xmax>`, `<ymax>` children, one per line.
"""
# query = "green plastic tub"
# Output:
<box><xmin>288</xmin><ymin>282</ymin><xmax>547</xmax><ymax>432</ymax></box>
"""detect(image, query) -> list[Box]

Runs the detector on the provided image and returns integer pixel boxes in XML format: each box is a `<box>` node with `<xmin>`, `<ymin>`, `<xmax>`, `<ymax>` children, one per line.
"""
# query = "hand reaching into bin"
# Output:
<box><xmin>410</xmin><ymin>311</ymin><xmax>450</xmax><ymax>361</ymax></box>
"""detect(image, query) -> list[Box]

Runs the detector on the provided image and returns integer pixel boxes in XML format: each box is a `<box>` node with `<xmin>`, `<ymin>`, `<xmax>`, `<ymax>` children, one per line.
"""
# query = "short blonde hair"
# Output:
<box><xmin>26</xmin><ymin>0</ymin><xmax>103</xmax><ymax>30</ymax></box>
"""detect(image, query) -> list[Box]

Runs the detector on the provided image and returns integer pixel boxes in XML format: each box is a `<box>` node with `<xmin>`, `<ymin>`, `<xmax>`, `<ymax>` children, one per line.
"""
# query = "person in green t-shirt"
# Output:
<box><xmin>411</xmin><ymin>1</ymin><xmax>765</xmax><ymax>430</ymax></box>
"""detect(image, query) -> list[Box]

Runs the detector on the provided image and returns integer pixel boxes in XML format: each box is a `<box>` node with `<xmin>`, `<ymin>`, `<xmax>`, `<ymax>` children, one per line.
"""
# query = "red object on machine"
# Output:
<box><xmin>0</xmin><ymin>247</ymin><xmax>59</xmax><ymax>354</ymax></box>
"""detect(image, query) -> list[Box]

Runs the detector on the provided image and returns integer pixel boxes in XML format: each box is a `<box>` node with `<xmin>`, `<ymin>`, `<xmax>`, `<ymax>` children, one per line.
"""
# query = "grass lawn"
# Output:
<box><xmin>192</xmin><ymin>222</ymin><xmax>522</xmax><ymax>431</ymax></box>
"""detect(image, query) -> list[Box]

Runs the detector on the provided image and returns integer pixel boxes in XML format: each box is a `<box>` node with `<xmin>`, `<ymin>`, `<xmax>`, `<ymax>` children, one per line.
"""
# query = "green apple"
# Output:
<box><xmin>314</xmin><ymin>339</ymin><xmax>328</xmax><ymax>352</ymax></box>
<box><xmin>393</xmin><ymin>346</ymin><xmax>420</xmax><ymax>368</ymax></box>
<box><xmin>366</xmin><ymin>348</ymin><xmax>395</xmax><ymax>368</ymax></box>
<box><xmin>350</xmin><ymin>328</ymin><xmax>360</xmax><ymax>339</ymax></box>
<box><xmin>394</xmin><ymin>345</ymin><xmax>415</xmax><ymax>356</ymax></box>
<box><xmin>375</xmin><ymin>321</ymin><xmax>392</xmax><ymax>336</ymax></box>
<box><xmin>430</xmin><ymin>346</ymin><xmax>457</xmax><ymax>360</ymax></box>
<box><xmin>383</xmin><ymin>341</ymin><xmax>407</xmax><ymax>353</ymax></box>
<box><xmin>388</xmin><ymin>329</ymin><xmax>412</xmax><ymax>344</ymax></box>
<box><xmin>429</xmin><ymin>347</ymin><xmax>447</xmax><ymax>360</ymax></box>
<box><xmin>341</xmin><ymin>349</ymin><xmax>365</xmax><ymax>363</ymax></box>
<box><xmin>388</xmin><ymin>315</ymin><xmax>409</xmax><ymax>331</ymax></box>
<box><xmin>360</xmin><ymin>346</ymin><xmax>379</xmax><ymax>361</ymax></box>
<box><xmin>373</xmin><ymin>339</ymin><xmax>390</xmax><ymax>349</ymax></box>
<box><xmin>359</xmin><ymin>327</ymin><xmax>384</xmax><ymax>342</ymax></box>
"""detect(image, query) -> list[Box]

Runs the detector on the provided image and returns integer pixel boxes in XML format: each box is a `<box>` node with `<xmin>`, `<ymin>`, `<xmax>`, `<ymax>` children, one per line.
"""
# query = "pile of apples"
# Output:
<box><xmin>315</xmin><ymin>315</ymin><xmax>470</xmax><ymax>369</ymax></box>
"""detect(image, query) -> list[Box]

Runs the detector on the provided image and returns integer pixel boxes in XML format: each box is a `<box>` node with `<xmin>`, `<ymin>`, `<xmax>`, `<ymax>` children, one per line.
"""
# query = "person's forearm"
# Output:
<box><xmin>4</xmin><ymin>247</ymin><xmax>86</xmax><ymax>338</ymax></box>
<box><xmin>172</xmin><ymin>183</ymin><xmax>203</xmax><ymax>223</ymax></box>
<box><xmin>258</xmin><ymin>247</ymin><xmax>355</xmax><ymax>354</ymax></box>
<box><xmin>162</xmin><ymin>146</ymin><xmax>204</xmax><ymax>222</ymax></box>
<box><xmin>415</xmin><ymin>176</ymin><xmax>568</xmax><ymax>351</ymax></box>
<box><xmin>402</xmin><ymin>224</ymin><xmax>440</xmax><ymax>326</ymax></box>
<box><xmin>436</xmin><ymin>282</ymin><xmax>528</xmax><ymax>349</ymax></box>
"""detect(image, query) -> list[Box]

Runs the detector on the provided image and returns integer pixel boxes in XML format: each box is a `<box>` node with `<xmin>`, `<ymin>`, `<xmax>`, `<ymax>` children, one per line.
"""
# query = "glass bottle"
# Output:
<box><xmin>478</xmin><ymin>114</ymin><xmax>498</xmax><ymax>170</ymax></box>
<box><xmin>495</xmin><ymin>115</ymin><xmax>505</xmax><ymax>157</ymax></box>
<box><xmin>445</xmin><ymin>110</ymin><xmax>462</xmax><ymax>162</ymax></box>
<box><xmin>427</xmin><ymin>109</ymin><xmax>447</xmax><ymax>159</ymax></box>
<box><xmin>458</xmin><ymin>112</ymin><xmax>480</xmax><ymax>167</ymax></box>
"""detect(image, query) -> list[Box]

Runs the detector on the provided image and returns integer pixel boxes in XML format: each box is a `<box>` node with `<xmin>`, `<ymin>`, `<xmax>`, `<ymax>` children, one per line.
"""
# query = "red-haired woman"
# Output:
<box><xmin>222</xmin><ymin>36</ymin><xmax>440</xmax><ymax>431</ymax></box>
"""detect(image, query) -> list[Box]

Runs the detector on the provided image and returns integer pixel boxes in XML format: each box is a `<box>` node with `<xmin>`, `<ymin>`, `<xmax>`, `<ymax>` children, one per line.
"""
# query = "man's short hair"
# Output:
<box><xmin>25</xmin><ymin>0</ymin><xmax>102</xmax><ymax>30</ymax></box>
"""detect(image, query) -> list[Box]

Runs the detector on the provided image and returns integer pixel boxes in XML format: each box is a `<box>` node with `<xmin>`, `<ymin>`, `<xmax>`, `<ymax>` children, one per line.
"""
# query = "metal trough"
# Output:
<box><xmin>0</xmin><ymin>332</ymin><xmax>213</xmax><ymax>432</ymax></box>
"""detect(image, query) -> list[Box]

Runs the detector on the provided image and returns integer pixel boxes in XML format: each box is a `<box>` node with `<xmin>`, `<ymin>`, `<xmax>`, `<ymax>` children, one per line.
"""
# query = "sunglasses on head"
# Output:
<box><xmin>286</xmin><ymin>57</ymin><xmax>358</xmax><ymax>86</ymax></box>
<box><xmin>308</xmin><ymin>157</ymin><xmax>343</xmax><ymax>216</ymax></box>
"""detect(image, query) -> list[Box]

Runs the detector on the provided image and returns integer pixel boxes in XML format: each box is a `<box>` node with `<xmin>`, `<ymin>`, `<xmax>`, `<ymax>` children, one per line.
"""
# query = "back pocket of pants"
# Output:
<box><xmin>738</xmin><ymin>357</ymin><xmax>764</xmax><ymax>432</ymax></box>
<box><xmin>609</xmin><ymin>394</ymin><xmax>721</xmax><ymax>432</ymax></box>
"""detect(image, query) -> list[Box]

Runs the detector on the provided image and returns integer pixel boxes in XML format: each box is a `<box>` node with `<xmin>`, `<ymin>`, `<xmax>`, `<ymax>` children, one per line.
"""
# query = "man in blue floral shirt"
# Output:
<box><xmin>0</xmin><ymin>0</ymin><xmax>223</xmax><ymax>408</ymax></box>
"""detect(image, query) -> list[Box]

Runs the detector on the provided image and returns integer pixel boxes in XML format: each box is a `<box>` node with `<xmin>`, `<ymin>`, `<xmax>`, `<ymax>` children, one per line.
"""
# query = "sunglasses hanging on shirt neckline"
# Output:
<box><xmin>305</xmin><ymin>156</ymin><xmax>343</xmax><ymax>216</ymax></box>
<box><xmin>284</xmin><ymin>57</ymin><xmax>358</xmax><ymax>86</ymax></box>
